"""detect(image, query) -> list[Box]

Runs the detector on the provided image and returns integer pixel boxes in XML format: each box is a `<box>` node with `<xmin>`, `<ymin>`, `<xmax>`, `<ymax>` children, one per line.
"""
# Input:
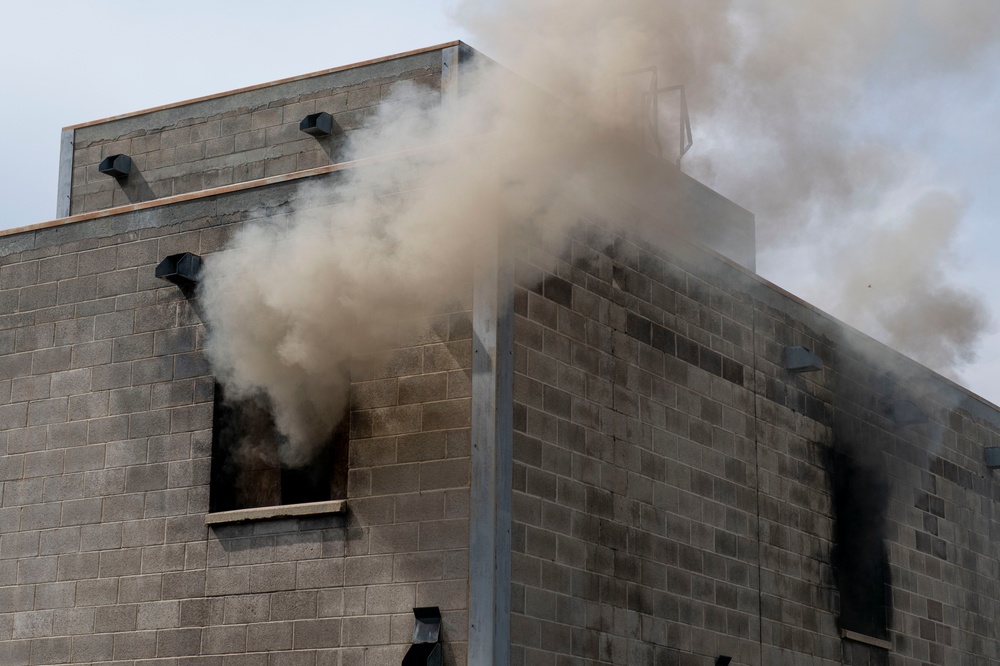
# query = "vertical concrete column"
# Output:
<box><xmin>446</xmin><ymin>42</ymin><xmax>512</xmax><ymax>664</ymax></box>
<box><xmin>56</xmin><ymin>128</ymin><xmax>74</xmax><ymax>218</ymax></box>
<box><xmin>468</xmin><ymin>219</ymin><xmax>513</xmax><ymax>664</ymax></box>
<box><xmin>441</xmin><ymin>44</ymin><xmax>460</xmax><ymax>99</ymax></box>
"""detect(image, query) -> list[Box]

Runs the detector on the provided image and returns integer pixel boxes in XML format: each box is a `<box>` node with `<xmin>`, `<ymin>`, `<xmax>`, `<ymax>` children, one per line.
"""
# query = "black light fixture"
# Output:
<box><xmin>299</xmin><ymin>112</ymin><xmax>337</xmax><ymax>137</ymax></box>
<box><xmin>402</xmin><ymin>607</ymin><xmax>441</xmax><ymax>666</ymax></box>
<box><xmin>783</xmin><ymin>345</ymin><xmax>823</xmax><ymax>373</ymax></box>
<box><xmin>716</xmin><ymin>657</ymin><xmax>732</xmax><ymax>666</ymax></box>
<box><xmin>98</xmin><ymin>154</ymin><xmax>132</xmax><ymax>180</ymax></box>
<box><xmin>155</xmin><ymin>252</ymin><xmax>202</xmax><ymax>299</ymax></box>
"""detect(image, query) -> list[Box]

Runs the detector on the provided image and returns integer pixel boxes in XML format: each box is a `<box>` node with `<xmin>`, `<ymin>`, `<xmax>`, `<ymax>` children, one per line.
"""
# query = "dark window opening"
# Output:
<box><xmin>210</xmin><ymin>383</ymin><xmax>348</xmax><ymax>513</ymax></box>
<box><xmin>826</xmin><ymin>448</ymin><xmax>892</xmax><ymax>641</ymax></box>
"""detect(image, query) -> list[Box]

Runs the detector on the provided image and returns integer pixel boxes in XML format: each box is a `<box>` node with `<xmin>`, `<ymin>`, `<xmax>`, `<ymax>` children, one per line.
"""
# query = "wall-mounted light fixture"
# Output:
<box><xmin>402</xmin><ymin>606</ymin><xmax>441</xmax><ymax>666</ymax></box>
<box><xmin>155</xmin><ymin>252</ymin><xmax>202</xmax><ymax>299</ymax></box>
<box><xmin>716</xmin><ymin>657</ymin><xmax>732</xmax><ymax>666</ymax></box>
<box><xmin>299</xmin><ymin>112</ymin><xmax>338</xmax><ymax>137</ymax></box>
<box><xmin>783</xmin><ymin>345</ymin><xmax>823</xmax><ymax>373</ymax></box>
<box><xmin>98</xmin><ymin>154</ymin><xmax>132</xmax><ymax>180</ymax></box>
<box><xmin>985</xmin><ymin>447</ymin><xmax>1000</xmax><ymax>469</ymax></box>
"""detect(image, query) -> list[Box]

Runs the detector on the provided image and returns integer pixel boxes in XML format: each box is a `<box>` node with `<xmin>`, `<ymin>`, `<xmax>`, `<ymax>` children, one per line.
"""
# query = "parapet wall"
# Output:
<box><xmin>63</xmin><ymin>47</ymin><xmax>447</xmax><ymax>217</ymax></box>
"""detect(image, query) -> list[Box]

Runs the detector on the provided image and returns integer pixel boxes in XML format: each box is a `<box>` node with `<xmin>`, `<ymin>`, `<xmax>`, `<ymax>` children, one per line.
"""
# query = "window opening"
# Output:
<box><xmin>210</xmin><ymin>383</ymin><xmax>347</xmax><ymax>513</ymax></box>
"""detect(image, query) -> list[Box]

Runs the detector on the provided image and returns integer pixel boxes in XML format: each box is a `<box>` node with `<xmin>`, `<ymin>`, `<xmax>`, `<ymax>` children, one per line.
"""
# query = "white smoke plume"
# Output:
<box><xmin>201</xmin><ymin>1</ymin><xmax>999</xmax><ymax>462</ymax></box>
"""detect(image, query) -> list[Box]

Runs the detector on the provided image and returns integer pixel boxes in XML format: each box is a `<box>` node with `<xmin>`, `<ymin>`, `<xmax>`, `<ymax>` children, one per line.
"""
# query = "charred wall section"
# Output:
<box><xmin>508</xmin><ymin>212</ymin><xmax>1000</xmax><ymax>666</ymax></box>
<box><xmin>509</xmin><ymin>221</ymin><xmax>761</xmax><ymax>665</ymax></box>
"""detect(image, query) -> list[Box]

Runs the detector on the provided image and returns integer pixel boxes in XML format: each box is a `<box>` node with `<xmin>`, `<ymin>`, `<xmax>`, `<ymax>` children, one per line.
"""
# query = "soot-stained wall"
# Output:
<box><xmin>507</xmin><ymin>214</ymin><xmax>1000</xmax><ymax>666</ymax></box>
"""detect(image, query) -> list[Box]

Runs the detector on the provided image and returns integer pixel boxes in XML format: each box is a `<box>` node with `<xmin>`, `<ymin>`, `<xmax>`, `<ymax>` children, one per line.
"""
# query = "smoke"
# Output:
<box><xmin>200</xmin><ymin>61</ymin><xmax>605</xmax><ymax>464</ymax></box>
<box><xmin>201</xmin><ymin>1</ymin><xmax>1000</xmax><ymax>461</ymax></box>
<box><xmin>460</xmin><ymin>0</ymin><xmax>998</xmax><ymax>376</ymax></box>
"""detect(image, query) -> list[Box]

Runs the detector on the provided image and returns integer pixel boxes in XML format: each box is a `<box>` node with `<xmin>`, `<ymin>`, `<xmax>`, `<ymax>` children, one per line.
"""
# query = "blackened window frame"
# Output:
<box><xmin>209</xmin><ymin>382</ymin><xmax>348</xmax><ymax>514</ymax></box>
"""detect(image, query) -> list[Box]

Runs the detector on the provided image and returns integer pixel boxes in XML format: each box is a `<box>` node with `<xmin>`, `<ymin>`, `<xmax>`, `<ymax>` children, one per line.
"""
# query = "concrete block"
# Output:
<box><xmin>155</xmin><ymin>627</ymin><xmax>203</xmax><ymax>657</ymax></box>
<box><xmin>68</xmin><ymin>392</ymin><xmax>109</xmax><ymax>421</ymax></box>
<box><xmin>78</xmin><ymin>247</ymin><xmax>118</xmax><ymax>276</ymax></box>
<box><xmin>109</xmin><ymin>385</ymin><xmax>151</xmax><ymax>415</ymax></box>
<box><xmin>221</xmin><ymin>594</ymin><xmax>269</xmax><ymax>625</ymax></box>
<box><xmin>419</xmin><ymin>458</ymin><xmax>470</xmax><ymax>491</ymax></box>
<box><xmin>112</xmin><ymin>629</ymin><xmax>158</xmax><ymax>660</ymax></box>
<box><xmin>90</xmin><ymin>361</ymin><xmax>131</xmax><ymax>391</ymax></box>
<box><xmin>205</xmin><ymin>567</ymin><xmax>250</xmax><ymax>597</ymax></box>
<box><xmin>75</xmin><ymin>578</ymin><xmax>119</xmax><ymax>606</ymax></box>
<box><xmin>341</xmin><ymin>615</ymin><xmax>389</xmax><ymax>647</ymax></box>
<box><xmin>26</xmin><ymin>398</ymin><xmax>68</xmax><ymax>426</ymax></box>
<box><xmin>49</xmin><ymin>368</ymin><xmax>91</xmax><ymax>397</ymax></box>
<box><xmin>38</xmin><ymin>255</ymin><xmax>78</xmax><ymax>283</ymax></box>
<box><xmin>60</xmin><ymin>497</ymin><xmax>103</xmax><ymax>526</ymax></box>
<box><xmin>55</xmin><ymin>551</ymin><xmax>99</xmax><ymax>580</ymax></box>
<box><xmin>1</xmin><ymin>262</ymin><xmax>39</xmax><ymax>290</ymax></box>
<box><xmin>124</xmin><ymin>463</ymin><xmax>168</xmax><ymax>493</ymax></box>
<box><xmin>129</xmin><ymin>410</ymin><xmax>171</xmax><ymax>438</ymax></box>
<box><xmin>136</xmin><ymin>600</ymin><xmax>180</xmax><ymax>629</ymax></box>
<box><xmin>395</xmin><ymin>432</ymin><xmax>446</xmax><ymax>463</ymax></box>
<box><xmin>203</xmin><ymin>624</ymin><xmax>250</xmax><ymax>655</ymax></box>
<box><xmin>95</xmin><ymin>604</ymin><xmax>137</xmax><ymax>633</ymax></box>
<box><xmin>161</xmin><ymin>569</ymin><xmax>206</xmax><ymax>599</ymax></box>
<box><xmin>111</xmin><ymin>334</ymin><xmax>153</xmax><ymax>363</ymax></box>
<box><xmin>421</xmin><ymin>399</ymin><xmax>471</xmax><ymax>430</ymax></box>
<box><xmin>11</xmin><ymin>375</ymin><xmax>50</xmax><ymax>402</ymax></box>
<box><xmin>18</xmin><ymin>283</ymin><xmax>58</xmax><ymax>312</ymax></box>
<box><xmin>18</xmin><ymin>555</ymin><xmax>58</xmax><ymax>583</ymax></box>
<box><xmin>267</xmin><ymin>590</ymin><xmax>316</xmax><ymax>621</ymax></box>
<box><xmin>33</xmin><ymin>347</ymin><xmax>74</xmax><ymax>374</ymax></box>
<box><xmin>131</xmin><ymin>357</ymin><xmax>173</xmax><ymax>384</ymax></box>
<box><xmin>418</xmin><ymin>519</ymin><xmax>469</xmax><ymax>551</ymax></box>
<box><xmin>96</xmin><ymin>269</ymin><xmax>138</xmax><ymax>298</ymax></box>
<box><xmin>249</xmin><ymin>562</ymin><xmax>296</xmax><ymax>593</ymax></box>
<box><xmin>22</xmin><ymin>449</ymin><xmax>64</xmax><ymax>478</ymax></box>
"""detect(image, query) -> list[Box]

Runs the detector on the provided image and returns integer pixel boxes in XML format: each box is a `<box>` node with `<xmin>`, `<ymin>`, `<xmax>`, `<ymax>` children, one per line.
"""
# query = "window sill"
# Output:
<box><xmin>840</xmin><ymin>629</ymin><xmax>892</xmax><ymax>650</ymax></box>
<box><xmin>205</xmin><ymin>499</ymin><xmax>347</xmax><ymax>526</ymax></box>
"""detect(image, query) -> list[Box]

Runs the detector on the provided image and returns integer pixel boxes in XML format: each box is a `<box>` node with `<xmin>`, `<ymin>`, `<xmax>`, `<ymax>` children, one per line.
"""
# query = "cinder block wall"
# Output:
<box><xmin>0</xmin><ymin>176</ymin><xmax>472</xmax><ymax>665</ymax></box>
<box><xmin>67</xmin><ymin>49</ymin><xmax>443</xmax><ymax>216</ymax></box>
<box><xmin>509</xmin><ymin>224</ymin><xmax>761</xmax><ymax>666</ymax></box>
<box><xmin>509</xmin><ymin>218</ymin><xmax>1000</xmax><ymax>666</ymax></box>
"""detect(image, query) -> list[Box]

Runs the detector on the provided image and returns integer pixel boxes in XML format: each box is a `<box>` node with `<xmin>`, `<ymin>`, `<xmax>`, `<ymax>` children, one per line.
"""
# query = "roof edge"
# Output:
<box><xmin>63</xmin><ymin>41</ymin><xmax>467</xmax><ymax>131</ymax></box>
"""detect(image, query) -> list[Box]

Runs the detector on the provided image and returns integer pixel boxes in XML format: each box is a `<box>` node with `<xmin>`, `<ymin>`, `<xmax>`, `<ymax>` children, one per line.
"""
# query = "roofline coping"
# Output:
<box><xmin>63</xmin><ymin>41</ymin><xmax>465</xmax><ymax>131</ymax></box>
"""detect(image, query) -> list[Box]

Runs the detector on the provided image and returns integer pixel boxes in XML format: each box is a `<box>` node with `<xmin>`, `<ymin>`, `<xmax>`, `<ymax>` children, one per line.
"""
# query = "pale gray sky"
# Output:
<box><xmin>2</xmin><ymin>1</ymin><xmax>999</xmax><ymax>403</ymax></box>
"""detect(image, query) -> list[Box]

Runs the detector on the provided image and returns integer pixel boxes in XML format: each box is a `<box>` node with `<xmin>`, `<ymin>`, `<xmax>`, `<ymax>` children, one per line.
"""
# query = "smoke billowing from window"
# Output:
<box><xmin>201</xmin><ymin>1</ymin><xmax>999</xmax><ymax>462</ymax></box>
<box><xmin>199</xmin><ymin>60</ymin><xmax>606</xmax><ymax>465</ymax></box>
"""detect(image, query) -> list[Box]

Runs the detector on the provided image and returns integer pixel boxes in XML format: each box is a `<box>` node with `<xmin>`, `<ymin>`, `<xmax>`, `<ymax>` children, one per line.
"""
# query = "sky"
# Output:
<box><xmin>1</xmin><ymin>1</ymin><xmax>999</xmax><ymax>404</ymax></box>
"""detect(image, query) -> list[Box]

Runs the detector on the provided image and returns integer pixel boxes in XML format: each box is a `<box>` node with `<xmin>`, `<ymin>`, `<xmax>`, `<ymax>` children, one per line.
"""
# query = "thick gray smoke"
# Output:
<box><xmin>200</xmin><ymin>62</ymin><xmax>603</xmax><ymax>464</ymax></box>
<box><xmin>201</xmin><ymin>1</ymin><xmax>999</xmax><ymax>462</ymax></box>
<box><xmin>459</xmin><ymin>0</ymin><xmax>998</xmax><ymax>376</ymax></box>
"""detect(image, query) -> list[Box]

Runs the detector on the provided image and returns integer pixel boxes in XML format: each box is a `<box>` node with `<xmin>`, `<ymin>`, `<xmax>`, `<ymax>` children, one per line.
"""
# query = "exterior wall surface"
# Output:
<box><xmin>0</xmin><ymin>175</ymin><xmax>472</xmax><ymax>665</ymax></box>
<box><xmin>507</xmin><ymin>217</ymin><xmax>1000</xmax><ymax>666</ymax></box>
<box><xmin>67</xmin><ymin>50</ymin><xmax>444</xmax><ymax>216</ymax></box>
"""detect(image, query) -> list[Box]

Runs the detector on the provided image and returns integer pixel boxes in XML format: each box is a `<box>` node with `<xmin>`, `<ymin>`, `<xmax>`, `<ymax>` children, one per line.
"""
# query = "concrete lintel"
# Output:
<box><xmin>204</xmin><ymin>499</ymin><xmax>346</xmax><ymax>525</ymax></box>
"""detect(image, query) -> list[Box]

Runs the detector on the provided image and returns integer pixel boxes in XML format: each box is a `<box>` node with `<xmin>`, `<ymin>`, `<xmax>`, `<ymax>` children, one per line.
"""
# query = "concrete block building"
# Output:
<box><xmin>0</xmin><ymin>42</ymin><xmax>998</xmax><ymax>665</ymax></box>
